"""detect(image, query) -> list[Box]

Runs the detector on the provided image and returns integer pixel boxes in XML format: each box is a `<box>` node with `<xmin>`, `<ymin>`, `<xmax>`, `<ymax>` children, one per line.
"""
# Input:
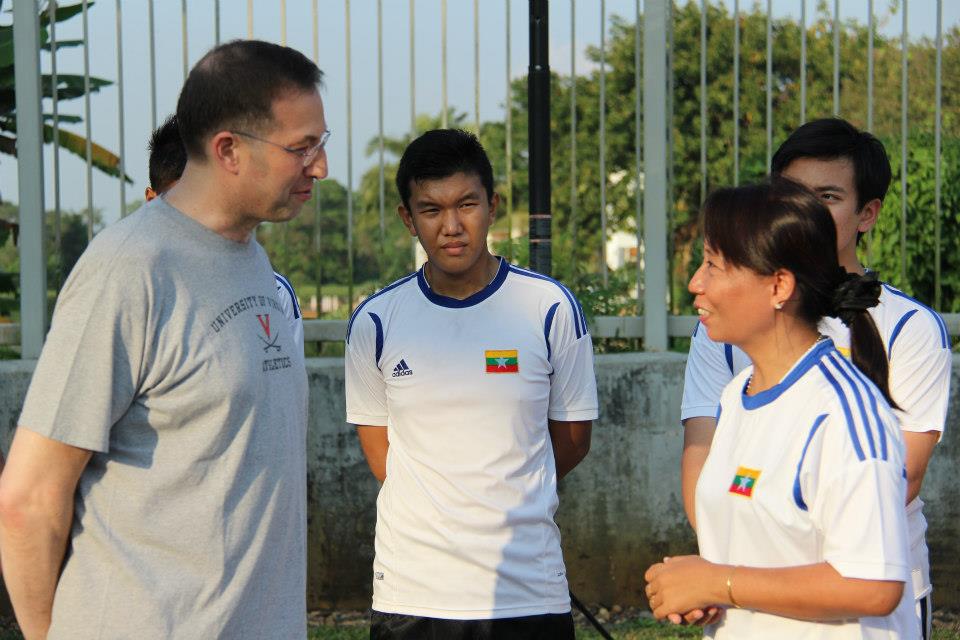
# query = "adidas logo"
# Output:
<box><xmin>391</xmin><ymin>359</ymin><xmax>413</xmax><ymax>378</ymax></box>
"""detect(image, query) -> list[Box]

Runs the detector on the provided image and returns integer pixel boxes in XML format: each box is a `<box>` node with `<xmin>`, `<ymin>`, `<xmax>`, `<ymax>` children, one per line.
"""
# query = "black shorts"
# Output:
<box><xmin>370</xmin><ymin>611</ymin><xmax>575</xmax><ymax>640</ymax></box>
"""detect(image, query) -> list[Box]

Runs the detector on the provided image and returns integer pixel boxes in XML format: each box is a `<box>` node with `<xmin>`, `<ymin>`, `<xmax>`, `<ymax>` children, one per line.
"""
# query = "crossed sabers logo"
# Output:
<box><xmin>257</xmin><ymin>314</ymin><xmax>281</xmax><ymax>352</ymax></box>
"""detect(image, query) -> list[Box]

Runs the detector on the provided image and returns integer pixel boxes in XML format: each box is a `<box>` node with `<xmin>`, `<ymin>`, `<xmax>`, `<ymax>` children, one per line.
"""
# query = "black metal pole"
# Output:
<box><xmin>528</xmin><ymin>0</ymin><xmax>551</xmax><ymax>275</ymax></box>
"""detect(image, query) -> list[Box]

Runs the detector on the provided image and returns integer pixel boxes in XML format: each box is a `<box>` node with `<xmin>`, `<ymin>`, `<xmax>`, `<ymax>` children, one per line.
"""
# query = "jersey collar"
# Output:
<box><xmin>416</xmin><ymin>256</ymin><xmax>509</xmax><ymax>308</ymax></box>
<box><xmin>741</xmin><ymin>338</ymin><xmax>836</xmax><ymax>410</ymax></box>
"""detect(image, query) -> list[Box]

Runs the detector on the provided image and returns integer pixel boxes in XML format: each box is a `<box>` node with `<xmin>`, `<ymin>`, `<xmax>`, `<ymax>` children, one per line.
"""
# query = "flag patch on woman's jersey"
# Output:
<box><xmin>729</xmin><ymin>466</ymin><xmax>761</xmax><ymax>498</ymax></box>
<box><xmin>485</xmin><ymin>350</ymin><xmax>519</xmax><ymax>373</ymax></box>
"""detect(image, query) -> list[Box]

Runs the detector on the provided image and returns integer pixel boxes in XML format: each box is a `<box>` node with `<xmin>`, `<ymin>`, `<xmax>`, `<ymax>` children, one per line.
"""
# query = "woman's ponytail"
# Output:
<box><xmin>830</xmin><ymin>271</ymin><xmax>899</xmax><ymax>409</ymax></box>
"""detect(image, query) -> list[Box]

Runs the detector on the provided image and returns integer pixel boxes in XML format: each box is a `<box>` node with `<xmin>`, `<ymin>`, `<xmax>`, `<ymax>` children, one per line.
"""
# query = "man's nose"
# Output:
<box><xmin>305</xmin><ymin>147</ymin><xmax>328</xmax><ymax>180</ymax></box>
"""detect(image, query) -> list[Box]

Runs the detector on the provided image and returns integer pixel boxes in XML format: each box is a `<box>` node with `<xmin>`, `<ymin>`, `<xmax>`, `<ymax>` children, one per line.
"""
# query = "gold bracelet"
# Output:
<box><xmin>726</xmin><ymin>566</ymin><xmax>742</xmax><ymax>609</ymax></box>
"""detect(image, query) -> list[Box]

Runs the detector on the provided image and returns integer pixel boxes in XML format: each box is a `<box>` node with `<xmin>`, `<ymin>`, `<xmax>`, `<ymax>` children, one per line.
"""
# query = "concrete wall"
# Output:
<box><xmin>2</xmin><ymin>355</ymin><xmax>959</xmax><ymax>610</ymax></box>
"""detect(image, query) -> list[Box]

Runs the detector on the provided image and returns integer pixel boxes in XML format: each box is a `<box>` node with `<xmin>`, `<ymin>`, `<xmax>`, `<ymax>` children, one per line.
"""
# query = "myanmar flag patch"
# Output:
<box><xmin>729</xmin><ymin>466</ymin><xmax>761</xmax><ymax>498</ymax></box>
<box><xmin>486</xmin><ymin>349</ymin><xmax>519</xmax><ymax>373</ymax></box>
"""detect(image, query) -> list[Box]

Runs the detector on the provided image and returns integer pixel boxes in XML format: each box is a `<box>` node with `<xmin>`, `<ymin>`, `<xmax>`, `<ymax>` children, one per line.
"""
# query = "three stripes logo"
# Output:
<box><xmin>392</xmin><ymin>359</ymin><xmax>414</xmax><ymax>378</ymax></box>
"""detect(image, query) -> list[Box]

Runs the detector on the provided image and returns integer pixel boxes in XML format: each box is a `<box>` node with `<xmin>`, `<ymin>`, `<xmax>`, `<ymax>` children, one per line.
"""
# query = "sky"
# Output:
<box><xmin>1</xmin><ymin>0</ymin><xmax>956</xmax><ymax>225</ymax></box>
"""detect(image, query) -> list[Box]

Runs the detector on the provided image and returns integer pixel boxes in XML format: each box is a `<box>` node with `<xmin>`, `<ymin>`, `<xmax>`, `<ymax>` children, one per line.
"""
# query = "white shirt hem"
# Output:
<box><xmin>347</xmin><ymin>413</ymin><xmax>388</xmax><ymax>426</ymax></box>
<box><xmin>372</xmin><ymin>600</ymin><xmax>572</xmax><ymax>620</ymax></box>
<box><xmin>548</xmin><ymin>407</ymin><xmax>599</xmax><ymax>421</ymax></box>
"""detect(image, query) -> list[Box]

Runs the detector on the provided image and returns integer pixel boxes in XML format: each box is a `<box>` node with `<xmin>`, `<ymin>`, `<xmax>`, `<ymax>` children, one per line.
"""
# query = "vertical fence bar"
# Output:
<box><xmin>900</xmin><ymin>1</ymin><xmax>908</xmax><ymax>287</ymax></box>
<box><xmin>732</xmin><ymin>0</ymin><xmax>739</xmax><ymax>185</ymax></box>
<box><xmin>247</xmin><ymin>0</ymin><xmax>253</xmax><ymax>39</ymax></box>
<box><xmin>800</xmin><ymin>0</ymin><xmax>806</xmax><ymax>124</ymax></box>
<box><xmin>410</xmin><ymin>0</ymin><xmax>418</xmax><ymax>268</ymax></box>
<box><xmin>346</xmin><ymin>0</ymin><xmax>355</xmax><ymax>310</ymax></box>
<box><xmin>599</xmin><ymin>0</ymin><xmax>607</xmax><ymax>285</ymax></box>
<box><xmin>281</xmin><ymin>0</ymin><xmax>287</xmax><ymax>45</ymax></box>
<box><xmin>410</xmin><ymin>0</ymin><xmax>416</xmax><ymax>135</ymax></box>
<box><xmin>215</xmin><ymin>0</ymin><xmax>221</xmax><ymax>45</ymax></box>
<box><xmin>528</xmin><ymin>0</ymin><xmax>551</xmax><ymax>275</ymax></box>
<box><xmin>832</xmin><ymin>0</ymin><xmax>839</xmax><ymax>115</ymax></box>
<box><xmin>474</xmin><ymin>0</ymin><xmax>480</xmax><ymax>133</ymax></box>
<box><xmin>636</xmin><ymin>0</ymin><xmax>644</xmax><ymax>307</ymax></box>
<box><xmin>181</xmin><ymin>0</ymin><xmax>188</xmax><ymax>81</ymax></box>
<box><xmin>441</xmin><ymin>0</ymin><xmax>448</xmax><ymax>128</ymax></box>
<box><xmin>867</xmin><ymin>0</ymin><xmax>874</xmax><ymax>131</ymax></box>
<box><xmin>643</xmin><ymin>0</ymin><xmax>668</xmax><ymax>351</ymax></box>
<box><xmin>765</xmin><ymin>0</ymin><xmax>772</xmax><ymax>169</ymax></box>
<box><xmin>313</xmin><ymin>0</ymin><xmax>323</xmax><ymax>317</ymax></box>
<box><xmin>14</xmin><ymin>0</ymin><xmax>47</xmax><ymax>356</ymax></box>
<box><xmin>699</xmin><ymin>0</ymin><xmax>706</xmax><ymax>201</ymax></box>
<box><xmin>505</xmin><ymin>0</ymin><xmax>513</xmax><ymax>261</ymax></box>
<box><xmin>148</xmin><ymin>0</ymin><xmax>157</xmax><ymax>129</ymax></box>
<box><xmin>116</xmin><ymin>0</ymin><xmax>126</xmax><ymax>218</ymax></box>
<box><xmin>665</xmin><ymin>1</ymin><xmax>674</xmax><ymax>312</ymax></box>
<box><xmin>49</xmin><ymin>0</ymin><xmax>62</xmax><ymax>288</ymax></box>
<box><xmin>377</xmin><ymin>0</ymin><xmax>385</xmax><ymax>277</ymax></box>
<box><xmin>934</xmin><ymin>0</ymin><xmax>942</xmax><ymax>310</ymax></box>
<box><xmin>569</xmin><ymin>0</ymin><xmax>577</xmax><ymax>277</ymax></box>
<box><xmin>82</xmin><ymin>0</ymin><xmax>94</xmax><ymax>240</ymax></box>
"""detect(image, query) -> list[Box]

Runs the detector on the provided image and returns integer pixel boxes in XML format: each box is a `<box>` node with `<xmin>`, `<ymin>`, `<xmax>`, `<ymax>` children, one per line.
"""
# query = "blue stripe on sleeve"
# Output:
<box><xmin>544</xmin><ymin>302</ymin><xmax>561</xmax><ymax>363</ymax></box>
<box><xmin>827</xmin><ymin>353</ymin><xmax>878</xmax><ymax>460</ymax></box>
<box><xmin>888</xmin><ymin>309</ymin><xmax>918</xmax><ymax>356</ymax></box>
<box><xmin>835</xmin><ymin>355</ymin><xmax>889</xmax><ymax>461</ymax></box>
<box><xmin>793</xmin><ymin>413</ymin><xmax>829</xmax><ymax>510</ymax></box>
<box><xmin>368</xmin><ymin>312</ymin><xmax>384</xmax><ymax>371</ymax></box>
<box><xmin>274</xmin><ymin>272</ymin><xmax>301</xmax><ymax>319</ymax></box>
<box><xmin>883</xmin><ymin>284</ymin><xmax>949</xmax><ymax>348</ymax></box>
<box><xmin>509</xmin><ymin>265</ymin><xmax>583</xmax><ymax>339</ymax></box>
<box><xmin>346</xmin><ymin>272</ymin><xmax>417</xmax><ymax>343</ymax></box>
<box><xmin>817</xmin><ymin>362</ymin><xmax>866</xmax><ymax>461</ymax></box>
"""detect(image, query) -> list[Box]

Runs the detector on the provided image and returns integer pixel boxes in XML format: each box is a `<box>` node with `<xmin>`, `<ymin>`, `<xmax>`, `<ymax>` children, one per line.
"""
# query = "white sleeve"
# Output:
<box><xmin>680</xmin><ymin>323</ymin><xmax>734</xmax><ymax>422</ymax></box>
<box><xmin>802</xmin><ymin>415</ymin><xmax>910</xmax><ymax>582</ymax></box>
<box><xmin>345</xmin><ymin>308</ymin><xmax>388</xmax><ymax>426</ymax></box>
<box><xmin>547</xmin><ymin>295</ymin><xmax>598</xmax><ymax>422</ymax></box>
<box><xmin>274</xmin><ymin>273</ymin><xmax>304</xmax><ymax>355</ymax></box>
<box><xmin>887</xmin><ymin>313</ymin><xmax>952</xmax><ymax>434</ymax></box>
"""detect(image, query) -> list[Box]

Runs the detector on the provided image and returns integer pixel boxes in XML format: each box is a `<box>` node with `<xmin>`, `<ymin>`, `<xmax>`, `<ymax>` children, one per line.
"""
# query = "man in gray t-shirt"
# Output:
<box><xmin>0</xmin><ymin>40</ymin><xmax>329</xmax><ymax>639</ymax></box>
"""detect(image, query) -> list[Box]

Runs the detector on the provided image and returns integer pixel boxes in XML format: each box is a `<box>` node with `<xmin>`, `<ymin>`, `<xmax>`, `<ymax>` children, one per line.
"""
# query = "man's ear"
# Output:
<box><xmin>488</xmin><ymin>192</ymin><xmax>500</xmax><ymax>223</ymax></box>
<box><xmin>210</xmin><ymin>131</ymin><xmax>242</xmax><ymax>175</ymax></box>
<box><xmin>398</xmin><ymin>204</ymin><xmax>417</xmax><ymax>238</ymax></box>
<box><xmin>857</xmin><ymin>198</ymin><xmax>882</xmax><ymax>234</ymax></box>
<box><xmin>145</xmin><ymin>187</ymin><xmax>157</xmax><ymax>202</ymax></box>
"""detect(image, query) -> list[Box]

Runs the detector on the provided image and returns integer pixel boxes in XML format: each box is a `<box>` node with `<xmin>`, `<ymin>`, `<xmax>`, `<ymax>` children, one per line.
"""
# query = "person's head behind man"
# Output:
<box><xmin>771</xmin><ymin>117</ymin><xmax>891</xmax><ymax>273</ymax></box>
<box><xmin>172</xmin><ymin>39</ymin><xmax>329</xmax><ymax>234</ymax></box>
<box><xmin>395</xmin><ymin>129</ymin><xmax>499</xmax><ymax>285</ymax></box>
<box><xmin>145</xmin><ymin>115</ymin><xmax>186</xmax><ymax>201</ymax></box>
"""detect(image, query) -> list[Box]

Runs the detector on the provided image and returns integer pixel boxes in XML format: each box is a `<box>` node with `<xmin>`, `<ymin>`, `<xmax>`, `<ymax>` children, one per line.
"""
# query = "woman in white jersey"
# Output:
<box><xmin>645</xmin><ymin>178</ymin><xmax>916</xmax><ymax>639</ymax></box>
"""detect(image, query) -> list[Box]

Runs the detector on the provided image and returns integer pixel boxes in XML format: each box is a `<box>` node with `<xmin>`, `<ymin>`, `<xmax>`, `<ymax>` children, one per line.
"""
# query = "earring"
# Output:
<box><xmin>774</xmin><ymin>302</ymin><xmax>784</xmax><ymax>310</ymax></box>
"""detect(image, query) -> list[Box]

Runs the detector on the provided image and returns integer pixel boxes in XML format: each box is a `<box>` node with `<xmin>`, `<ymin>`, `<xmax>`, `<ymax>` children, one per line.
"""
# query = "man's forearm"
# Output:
<box><xmin>0</xmin><ymin>490</ymin><xmax>74</xmax><ymax>639</ymax></box>
<box><xmin>680</xmin><ymin>417</ymin><xmax>717</xmax><ymax>530</ymax></box>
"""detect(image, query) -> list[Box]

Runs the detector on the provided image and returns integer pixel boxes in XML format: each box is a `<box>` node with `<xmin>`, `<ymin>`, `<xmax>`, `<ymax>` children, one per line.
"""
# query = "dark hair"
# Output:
<box><xmin>702</xmin><ymin>178</ymin><xmax>897</xmax><ymax>407</ymax></box>
<box><xmin>771</xmin><ymin>118</ymin><xmax>892</xmax><ymax>211</ymax></box>
<box><xmin>148</xmin><ymin>115</ymin><xmax>187</xmax><ymax>193</ymax></box>
<box><xmin>176</xmin><ymin>39</ymin><xmax>323</xmax><ymax>159</ymax></box>
<box><xmin>395</xmin><ymin>129</ymin><xmax>494</xmax><ymax>210</ymax></box>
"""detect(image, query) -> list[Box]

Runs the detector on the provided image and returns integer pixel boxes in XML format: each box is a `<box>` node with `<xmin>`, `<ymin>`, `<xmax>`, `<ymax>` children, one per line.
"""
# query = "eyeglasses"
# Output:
<box><xmin>232</xmin><ymin>129</ymin><xmax>331</xmax><ymax>167</ymax></box>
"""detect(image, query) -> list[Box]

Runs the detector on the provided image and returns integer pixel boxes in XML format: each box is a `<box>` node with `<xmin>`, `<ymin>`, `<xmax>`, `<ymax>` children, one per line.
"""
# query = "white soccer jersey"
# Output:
<box><xmin>697</xmin><ymin>338</ymin><xmax>916</xmax><ymax>639</ymax></box>
<box><xmin>345</xmin><ymin>258</ymin><xmax>599</xmax><ymax>620</ymax></box>
<box><xmin>682</xmin><ymin>282</ymin><xmax>951</xmax><ymax>599</ymax></box>
<box><xmin>274</xmin><ymin>272</ymin><xmax>304</xmax><ymax>354</ymax></box>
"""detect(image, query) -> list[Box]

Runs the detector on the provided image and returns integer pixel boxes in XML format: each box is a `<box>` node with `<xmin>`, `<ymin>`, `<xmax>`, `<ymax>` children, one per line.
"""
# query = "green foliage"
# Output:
<box><xmin>0</xmin><ymin>2</ymin><xmax>130</xmax><ymax>182</ymax></box>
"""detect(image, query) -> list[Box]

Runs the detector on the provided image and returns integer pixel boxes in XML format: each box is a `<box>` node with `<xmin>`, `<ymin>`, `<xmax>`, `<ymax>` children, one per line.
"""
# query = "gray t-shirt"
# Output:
<box><xmin>19</xmin><ymin>198</ymin><xmax>308</xmax><ymax>639</ymax></box>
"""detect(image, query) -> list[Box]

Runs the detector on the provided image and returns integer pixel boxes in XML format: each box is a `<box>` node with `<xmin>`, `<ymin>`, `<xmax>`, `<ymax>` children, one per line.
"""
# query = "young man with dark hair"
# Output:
<box><xmin>145</xmin><ymin>114</ymin><xmax>305</xmax><ymax>351</ymax></box>
<box><xmin>345</xmin><ymin>129</ymin><xmax>598</xmax><ymax>639</ymax></box>
<box><xmin>681</xmin><ymin>118</ymin><xmax>950</xmax><ymax>638</ymax></box>
<box><xmin>0</xmin><ymin>40</ymin><xmax>328</xmax><ymax>639</ymax></box>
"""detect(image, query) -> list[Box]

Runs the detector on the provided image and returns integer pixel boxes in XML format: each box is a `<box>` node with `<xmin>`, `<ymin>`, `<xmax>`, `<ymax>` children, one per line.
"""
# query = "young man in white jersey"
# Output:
<box><xmin>345</xmin><ymin>129</ymin><xmax>598</xmax><ymax>639</ymax></box>
<box><xmin>680</xmin><ymin>118</ymin><xmax>950</xmax><ymax>638</ymax></box>
<box><xmin>146</xmin><ymin>114</ymin><xmax>304</xmax><ymax>351</ymax></box>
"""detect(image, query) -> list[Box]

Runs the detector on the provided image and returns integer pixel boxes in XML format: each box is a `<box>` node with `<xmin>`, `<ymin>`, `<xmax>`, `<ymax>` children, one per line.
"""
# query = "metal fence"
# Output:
<box><xmin>5</xmin><ymin>0</ymin><xmax>958</xmax><ymax>356</ymax></box>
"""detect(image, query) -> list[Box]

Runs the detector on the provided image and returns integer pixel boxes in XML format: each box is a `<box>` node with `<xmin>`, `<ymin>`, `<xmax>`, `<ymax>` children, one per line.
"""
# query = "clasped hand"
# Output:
<box><xmin>643</xmin><ymin>555</ymin><xmax>726</xmax><ymax>626</ymax></box>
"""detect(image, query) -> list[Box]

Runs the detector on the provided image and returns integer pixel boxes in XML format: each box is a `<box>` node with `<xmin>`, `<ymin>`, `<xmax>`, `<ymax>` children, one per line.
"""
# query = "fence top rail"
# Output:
<box><xmin>6</xmin><ymin>314</ymin><xmax>960</xmax><ymax>346</ymax></box>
